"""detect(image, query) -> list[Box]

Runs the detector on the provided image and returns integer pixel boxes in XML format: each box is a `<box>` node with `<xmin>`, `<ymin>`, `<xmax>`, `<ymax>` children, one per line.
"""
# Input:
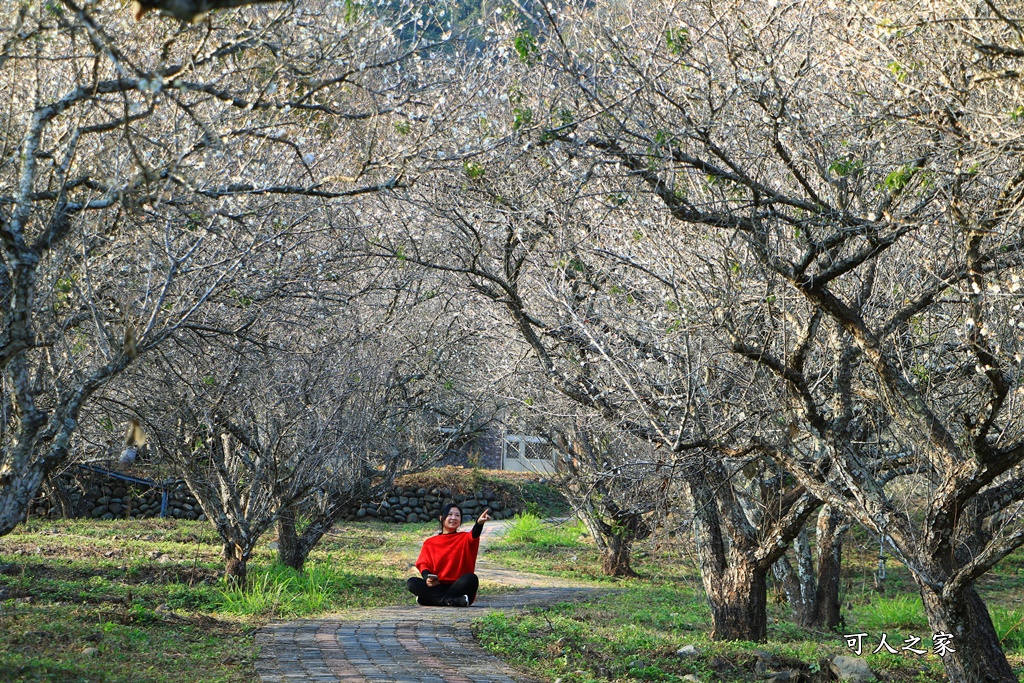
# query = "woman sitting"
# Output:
<box><xmin>406</xmin><ymin>503</ymin><xmax>490</xmax><ymax>607</ymax></box>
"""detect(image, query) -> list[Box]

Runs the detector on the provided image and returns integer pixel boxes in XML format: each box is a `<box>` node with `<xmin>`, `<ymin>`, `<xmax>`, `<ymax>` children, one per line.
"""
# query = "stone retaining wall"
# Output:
<box><xmin>33</xmin><ymin>470</ymin><xmax>529</xmax><ymax>526</ymax></box>
<box><xmin>346</xmin><ymin>485</ymin><xmax>521</xmax><ymax>524</ymax></box>
<box><xmin>30</xmin><ymin>469</ymin><xmax>204</xmax><ymax>521</ymax></box>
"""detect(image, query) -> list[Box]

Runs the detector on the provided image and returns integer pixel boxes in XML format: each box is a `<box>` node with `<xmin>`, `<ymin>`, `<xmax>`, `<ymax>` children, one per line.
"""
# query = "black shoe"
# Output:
<box><xmin>445</xmin><ymin>594</ymin><xmax>470</xmax><ymax>607</ymax></box>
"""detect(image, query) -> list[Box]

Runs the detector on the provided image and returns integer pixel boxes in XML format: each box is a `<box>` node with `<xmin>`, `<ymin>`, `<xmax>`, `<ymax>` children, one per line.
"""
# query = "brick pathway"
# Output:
<box><xmin>255</xmin><ymin>521</ymin><xmax>604</xmax><ymax>683</ymax></box>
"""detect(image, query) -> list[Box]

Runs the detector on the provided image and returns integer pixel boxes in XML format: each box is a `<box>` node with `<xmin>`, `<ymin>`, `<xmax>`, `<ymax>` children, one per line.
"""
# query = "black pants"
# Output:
<box><xmin>406</xmin><ymin>573</ymin><xmax>479</xmax><ymax>606</ymax></box>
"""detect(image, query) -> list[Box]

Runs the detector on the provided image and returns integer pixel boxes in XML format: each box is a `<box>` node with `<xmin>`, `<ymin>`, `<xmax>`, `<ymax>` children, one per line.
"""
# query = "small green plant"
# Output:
<box><xmin>343</xmin><ymin>0</ymin><xmax>360</xmax><ymax>23</ymax></box>
<box><xmin>829</xmin><ymin>158</ymin><xmax>864</xmax><ymax>178</ymax></box>
<box><xmin>217</xmin><ymin>561</ymin><xmax>358</xmax><ymax>617</ymax></box>
<box><xmin>880</xmin><ymin>165</ymin><xmax>916</xmax><ymax>193</ymax></box>
<box><xmin>887</xmin><ymin>60</ymin><xmax>911</xmax><ymax>82</ymax></box>
<box><xmin>297</xmin><ymin>562</ymin><xmax>344</xmax><ymax>613</ymax></box>
<box><xmin>219</xmin><ymin>572</ymin><xmax>294</xmax><ymax>616</ymax></box>
<box><xmin>911</xmin><ymin>364</ymin><xmax>929</xmax><ymax>383</ymax></box>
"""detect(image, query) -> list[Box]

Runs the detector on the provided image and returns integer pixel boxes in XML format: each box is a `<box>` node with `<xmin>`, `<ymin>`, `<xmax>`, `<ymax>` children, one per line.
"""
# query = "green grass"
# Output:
<box><xmin>217</xmin><ymin>557</ymin><xmax>395</xmax><ymax>617</ymax></box>
<box><xmin>473</xmin><ymin>582</ymin><xmax>910</xmax><ymax>683</ymax></box>
<box><xmin>497</xmin><ymin>513</ymin><xmax>588</xmax><ymax>547</ymax></box>
<box><xmin>851</xmin><ymin>595</ymin><xmax>929</xmax><ymax>632</ymax></box>
<box><xmin>993</xmin><ymin>607</ymin><xmax>1024</xmax><ymax>652</ymax></box>
<box><xmin>475</xmin><ymin>586</ymin><xmax>709</xmax><ymax>683</ymax></box>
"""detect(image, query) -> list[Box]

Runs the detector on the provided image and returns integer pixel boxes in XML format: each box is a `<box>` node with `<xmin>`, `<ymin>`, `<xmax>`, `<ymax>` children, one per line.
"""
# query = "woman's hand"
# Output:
<box><xmin>426</xmin><ymin>573</ymin><xmax>439</xmax><ymax>587</ymax></box>
<box><xmin>477</xmin><ymin>508</ymin><xmax>491</xmax><ymax>525</ymax></box>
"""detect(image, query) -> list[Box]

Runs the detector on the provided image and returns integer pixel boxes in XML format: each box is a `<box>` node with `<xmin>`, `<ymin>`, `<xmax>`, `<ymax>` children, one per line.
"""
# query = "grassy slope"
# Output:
<box><xmin>476</xmin><ymin>518</ymin><xmax>1024</xmax><ymax>683</ymax></box>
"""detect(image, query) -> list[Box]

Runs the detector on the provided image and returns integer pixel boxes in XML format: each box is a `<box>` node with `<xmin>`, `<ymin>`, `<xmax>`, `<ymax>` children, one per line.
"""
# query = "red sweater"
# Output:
<box><xmin>415</xmin><ymin>531</ymin><xmax>480</xmax><ymax>583</ymax></box>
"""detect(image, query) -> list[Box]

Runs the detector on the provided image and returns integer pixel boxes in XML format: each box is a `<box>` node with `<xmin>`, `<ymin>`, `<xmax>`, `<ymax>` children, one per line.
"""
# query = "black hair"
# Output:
<box><xmin>438</xmin><ymin>502</ymin><xmax>462</xmax><ymax>532</ymax></box>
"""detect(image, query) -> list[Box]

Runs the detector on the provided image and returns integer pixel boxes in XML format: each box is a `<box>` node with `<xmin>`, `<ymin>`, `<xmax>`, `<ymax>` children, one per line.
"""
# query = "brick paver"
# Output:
<box><xmin>256</xmin><ymin>521</ymin><xmax>605</xmax><ymax>683</ymax></box>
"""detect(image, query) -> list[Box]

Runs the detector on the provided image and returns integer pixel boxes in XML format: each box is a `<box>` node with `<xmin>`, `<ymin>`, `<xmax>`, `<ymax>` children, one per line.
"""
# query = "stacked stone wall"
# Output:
<box><xmin>347</xmin><ymin>484</ymin><xmax>521</xmax><ymax>523</ymax></box>
<box><xmin>32</xmin><ymin>469</ymin><xmax>544</xmax><ymax>526</ymax></box>
<box><xmin>29</xmin><ymin>469</ymin><xmax>204</xmax><ymax>521</ymax></box>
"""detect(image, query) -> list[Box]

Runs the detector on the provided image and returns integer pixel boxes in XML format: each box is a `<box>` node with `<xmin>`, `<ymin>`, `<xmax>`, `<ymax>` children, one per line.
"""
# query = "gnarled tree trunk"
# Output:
<box><xmin>275</xmin><ymin>481</ymin><xmax>379</xmax><ymax>572</ymax></box>
<box><xmin>600</xmin><ymin>518</ymin><xmax>644</xmax><ymax>577</ymax></box>
<box><xmin>575</xmin><ymin>502</ymin><xmax>646</xmax><ymax>577</ymax></box>
<box><xmin>707</xmin><ymin>564</ymin><xmax>769</xmax><ymax>641</ymax></box>
<box><xmin>688</xmin><ymin>461</ymin><xmax>818</xmax><ymax>642</ymax></box>
<box><xmin>918</xmin><ymin>583</ymin><xmax>1015</xmax><ymax>683</ymax></box>
<box><xmin>554</xmin><ymin>428</ymin><xmax>652</xmax><ymax>578</ymax></box>
<box><xmin>811</xmin><ymin>506</ymin><xmax>846</xmax><ymax>630</ymax></box>
<box><xmin>772</xmin><ymin>526</ymin><xmax>815</xmax><ymax>626</ymax></box>
<box><xmin>0</xmin><ymin>410</ymin><xmax>95</xmax><ymax>535</ymax></box>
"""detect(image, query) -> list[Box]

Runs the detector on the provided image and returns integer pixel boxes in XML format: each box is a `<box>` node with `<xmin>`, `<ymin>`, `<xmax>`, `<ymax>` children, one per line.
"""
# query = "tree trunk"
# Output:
<box><xmin>706</xmin><ymin>565</ymin><xmax>769</xmax><ymax>642</ymax></box>
<box><xmin>276</xmin><ymin>507</ymin><xmax>305</xmax><ymax>572</ymax></box>
<box><xmin>811</xmin><ymin>506</ymin><xmax>846</xmax><ymax>630</ymax></box>
<box><xmin>601</xmin><ymin>531</ymin><xmax>637</xmax><ymax>577</ymax></box>
<box><xmin>773</xmin><ymin>540</ymin><xmax>813</xmax><ymax>626</ymax></box>
<box><xmin>275</xmin><ymin>491</ymin><xmax>364</xmax><ymax>572</ymax></box>
<box><xmin>572</xmin><ymin>495</ymin><xmax>645</xmax><ymax>578</ymax></box>
<box><xmin>224</xmin><ymin>543</ymin><xmax>248</xmax><ymax>588</ymax></box>
<box><xmin>0</xmin><ymin>460</ymin><xmax>46</xmax><ymax>536</ymax></box>
<box><xmin>772</xmin><ymin>507</ymin><xmax>846</xmax><ymax>630</ymax></box>
<box><xmin>919</xmin><ymin>583</ymin><xmax>1015</xmax><ymax>683</ymax></box>
<box><xmin>687</xmin><ymin>467</ymin><xmax>771</xmax><ymax>642</ymax></box>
